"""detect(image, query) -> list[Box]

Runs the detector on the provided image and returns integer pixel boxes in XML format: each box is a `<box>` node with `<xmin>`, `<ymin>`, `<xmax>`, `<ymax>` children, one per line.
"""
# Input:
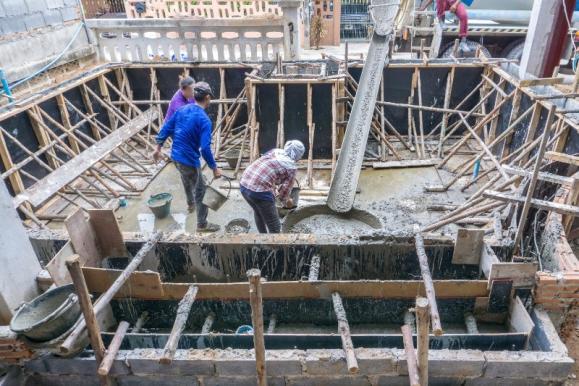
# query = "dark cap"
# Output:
<box><xmin>193</xmin><ymin>81</ymin><xmax>214</xmax><ymax>98</ymax></box>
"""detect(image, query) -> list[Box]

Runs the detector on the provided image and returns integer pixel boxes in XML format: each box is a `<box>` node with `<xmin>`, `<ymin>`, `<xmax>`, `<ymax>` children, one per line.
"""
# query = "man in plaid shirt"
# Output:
<box><xmin>240</xmin><ymin>140</ymin><xmax>305</xmax><ymax>233</ymax></box>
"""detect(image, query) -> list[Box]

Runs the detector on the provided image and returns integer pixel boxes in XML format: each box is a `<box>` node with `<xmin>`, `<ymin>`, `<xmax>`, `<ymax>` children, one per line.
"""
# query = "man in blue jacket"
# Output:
<box><xmin>153</xmin><ymin>82</ymin><xmax>222</xmax><ymax>232</ymax></box>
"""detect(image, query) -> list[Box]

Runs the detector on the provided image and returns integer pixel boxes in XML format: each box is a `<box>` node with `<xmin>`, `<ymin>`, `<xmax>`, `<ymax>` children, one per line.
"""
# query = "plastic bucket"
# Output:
<box><xmin>10</xmin><ymin>284</ymin><xmax>81</xmax><ymax>342</ymax></box>
<box><xmin>202</xmin><ymin>177</ymin><xmax>232</xmax><ymax>212</ymax></box>
<box><xmin>147</xmin><ymin>193</ymin><xmax>173</xmax><ymax>219</ymax></box>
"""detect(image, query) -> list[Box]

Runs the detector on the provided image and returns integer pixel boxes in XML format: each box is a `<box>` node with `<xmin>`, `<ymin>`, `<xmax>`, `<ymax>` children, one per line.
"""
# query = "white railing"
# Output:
<box><xmin>87</xmin><ymin>18</ymin><xmax>285</xmax><ymax>62</ymax></box>
<box><xmin>124</xmin><ymin>0</ymin><xmax>282</xmax><ymax>19</ymax></box>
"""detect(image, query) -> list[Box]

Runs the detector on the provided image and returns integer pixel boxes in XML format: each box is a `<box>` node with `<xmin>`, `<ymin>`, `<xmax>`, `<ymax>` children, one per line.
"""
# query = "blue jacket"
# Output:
<box><xmin>156</xmin><ymin>104</ymin><xmax>217</xmax><ymax>169</ymax></box>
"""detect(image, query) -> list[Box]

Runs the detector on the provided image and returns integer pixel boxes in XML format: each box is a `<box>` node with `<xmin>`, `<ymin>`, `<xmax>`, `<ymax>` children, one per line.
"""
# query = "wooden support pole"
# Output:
<box><xmin>308</xmin><ymin>254</ymin><xmax>321</xmax><ymax>281</ymax></box>
<box><xmin>415</xmin><ymin>297</ymin><xmax>429</xmax><ymax>386</ymax></box>
<box><xmin>247</xmin><ymin>269</ymin><xmax>267</xmax><ymax>386</ymax></box>
<box><xmin>439</xmin><ymin>68</ymin><xmax>455</xmax><ymax>157</ymax></box>
<box><xmin>464</xmin><ymin>312</ymin><xmax>479</xmax><ymax>334</ymax></box>
<box><xmin>416</xmin><ymin>69</ymin><xmax>426</xmax><ymax>158</ymax></box>
<box><xmin>65</xmin><ymin>256</ymin><xmax>108</xmax><ymax>386</ymax></box>
<box><xmin>513</xmin><ymin>105</ymin><xmax>556</xmax><ymax>254</ymax></box>
<box><xmin>401</xmin><ymin>324</ymin><xmax>420</xmax><ymax>386</ymax></box>
<box><xmin>160</xmin><ymin>284</ymin><xmax>198</xmax><ymax>364</ymax></box>
<box><xmin>267</xmin><ymin>314</ymin><xmax>277</xmax><ymax>334</ymax></box>
<box><xmin>332</xmin><ymin>292</ymin><xmax>359</xmax><ymax>374</ymax></box>
<box><xmin>414</xmin><ymin>233</ymin><xmax>443</xmax><ymax>335</ymax></box>
<box><xmin>132</xmin><ymin>311</ymin><xmax>148</xmax><ymax>333</ymax></box>
<box><xmin>201</xmin><ymin>312</ymin><xmax>216</xmax><ymax>334</ymax></box>
<box><xmin>404</xmin><ymin>310</ymin><xmax>416</xmax><ymax>333</ymax></box>
<box><xmin>61</xmin><ymin>232</ymin><xmax>161</xmax><ymax>354</ymax></box>
<box><xmin>98</xmin><ymin>320</ymin><xmax>130</xmax><ymax>376</ymax></box>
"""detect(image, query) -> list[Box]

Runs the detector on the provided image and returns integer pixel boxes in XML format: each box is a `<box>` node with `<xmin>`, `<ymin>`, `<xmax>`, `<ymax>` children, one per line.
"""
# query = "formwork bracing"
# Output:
<box><xmin>0</xmin><ymin>53</ymin><xmax>578</xmax><ymax>386</ymax></box>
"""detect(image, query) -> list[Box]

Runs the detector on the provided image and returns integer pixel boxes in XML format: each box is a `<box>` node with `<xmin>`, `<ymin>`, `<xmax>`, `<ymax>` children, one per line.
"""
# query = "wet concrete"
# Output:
<box><xmin>114</xmin><ymin>149</ymin><xmax>483</xmax><ymax>237</ymax></box>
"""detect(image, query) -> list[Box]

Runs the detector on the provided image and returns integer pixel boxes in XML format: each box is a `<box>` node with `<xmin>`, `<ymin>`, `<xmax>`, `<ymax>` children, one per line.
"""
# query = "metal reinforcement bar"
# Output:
<box><xmin>327</xmin><ymin>0</ymin><xmax>399</xmax><ymax>213</ymax></box>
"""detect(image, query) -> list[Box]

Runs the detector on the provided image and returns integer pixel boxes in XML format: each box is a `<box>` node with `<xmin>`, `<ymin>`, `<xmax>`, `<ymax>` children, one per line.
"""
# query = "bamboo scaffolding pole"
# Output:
<box><xmin>332</xmin><ymin>292</ymin><xmax>359</xmax><ymax>374</ymax></box>
<box><xmin>414</xmin><ymin>233</ymin><xmax>443</xmax><ymax>335</ymax></box>
<box><xmin>247</xmin><ymin>269</ymin><xmax>267</xmax><ymax>386</ymax></box>
<box><xmin>160</xmin><ymin>285</ymin><xmax>198</xmax><ymax>364</ymax></box>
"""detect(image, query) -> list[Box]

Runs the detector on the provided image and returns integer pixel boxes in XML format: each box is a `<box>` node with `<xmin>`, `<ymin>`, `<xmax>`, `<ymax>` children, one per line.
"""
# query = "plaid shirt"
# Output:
<box><xmin>240</xmin><ymin>150</ymin><xmax>296</xmax><ymax>201</ymax></box>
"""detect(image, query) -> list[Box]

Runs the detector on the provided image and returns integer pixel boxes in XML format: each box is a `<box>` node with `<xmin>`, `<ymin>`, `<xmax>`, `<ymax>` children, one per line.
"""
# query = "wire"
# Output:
<box><xmin>0</xmin><ymin>21</ymin><xmax>85</xmax><ymax>96</ymax></box>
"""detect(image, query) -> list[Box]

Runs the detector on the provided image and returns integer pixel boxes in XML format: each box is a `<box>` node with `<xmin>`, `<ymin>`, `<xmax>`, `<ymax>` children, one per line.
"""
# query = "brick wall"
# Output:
<box><xmin>0</xmin><ymin>0</ymin><xmax>80</xmax><ymax>36</ymax></box>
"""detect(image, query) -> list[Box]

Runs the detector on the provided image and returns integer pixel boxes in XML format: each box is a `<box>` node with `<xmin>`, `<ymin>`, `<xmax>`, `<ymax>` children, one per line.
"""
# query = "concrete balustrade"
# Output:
<box><xmin>87</xmin><ymin>0</ymin><xmax>303</xmax><ymax>62</ymax></box>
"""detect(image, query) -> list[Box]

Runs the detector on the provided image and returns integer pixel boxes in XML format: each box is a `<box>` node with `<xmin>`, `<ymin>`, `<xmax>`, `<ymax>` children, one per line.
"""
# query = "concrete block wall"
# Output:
<box><xmin>0</xmin><ymin>0</ymin><xmax>94</xmax><ymax>85</ymax></box>
<box><xmin>22</xmin><ymin>347</ymin><xmax>573</xmax><ymax>386</ymax></box>
<box><xmin>0</xmin><ymin>0</ymin><xmax>80</xmax><ymax>35</ymax></box>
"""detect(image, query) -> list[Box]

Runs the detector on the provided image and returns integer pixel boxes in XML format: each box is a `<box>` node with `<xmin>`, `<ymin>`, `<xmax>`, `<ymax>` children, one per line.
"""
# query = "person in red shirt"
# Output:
<box><xmin>419</xmin><ymin>0</ymin><xmax>470</xmax><ymax>52</ymax></box>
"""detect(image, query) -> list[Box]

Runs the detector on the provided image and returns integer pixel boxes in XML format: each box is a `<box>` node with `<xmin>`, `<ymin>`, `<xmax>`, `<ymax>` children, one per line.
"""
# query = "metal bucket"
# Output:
<box><xmin>147</xmin><ymin>193</ymin><xmax>173</xmax><ymax>219</ymax></box>
<box><xmin>202</xmin><ymin>177</ymin><xmax>232</xmax><ymax>212</ymax></box>
<box><xmin>10</xmin><ymin>284</ymin><xmax>81</xmax><ymax>342</ymax></box>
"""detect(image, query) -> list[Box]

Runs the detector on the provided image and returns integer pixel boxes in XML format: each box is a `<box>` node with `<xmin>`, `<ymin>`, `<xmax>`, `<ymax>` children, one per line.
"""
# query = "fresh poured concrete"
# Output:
<box><xmin>115</xmin><ymin>150</ymin><xmax>485</xmax><ymax>236</ymax></box>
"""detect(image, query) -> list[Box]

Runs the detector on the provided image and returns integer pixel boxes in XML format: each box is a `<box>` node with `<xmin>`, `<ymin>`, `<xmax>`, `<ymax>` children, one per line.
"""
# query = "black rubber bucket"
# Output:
<box><xmin>10</xmin><ymin>284</ymin><xmax>81</xmax><ymax>342</ymax></box>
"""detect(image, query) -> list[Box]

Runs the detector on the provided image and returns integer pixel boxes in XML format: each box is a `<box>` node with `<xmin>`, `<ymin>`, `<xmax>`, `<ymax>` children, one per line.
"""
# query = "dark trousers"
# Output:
<box><xmin>175</xmin><ymin>162</ymin><xmax>208</xmax><ymax>227</ymax></box>
<box><xmin>241</xmin><ymin>189</ymin><xmax>281</xmax><ymax>233</ymax></box>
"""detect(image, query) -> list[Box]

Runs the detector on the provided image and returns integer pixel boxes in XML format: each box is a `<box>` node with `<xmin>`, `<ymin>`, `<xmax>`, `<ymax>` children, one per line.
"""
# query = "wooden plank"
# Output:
<box><xmin>452</xmin><ymin>228</ymin><xmax>484</xmax><ymax>265</ymax></box>
<box><xmin>83</xmin><ymin>267</ymin><xmax>164</xmax><ymax>298</ymax></box>
<box><xmin>65</xmin><ymin>208</ymin><xmax>103</xmax><ymax>268</ymax></box>
<box><xmin>545</xmin><ymin>151</ymin><xmax>579</xmax><ymax>166</ymax></box>
<box><xmin>489</xmin><ymin>262</ymin><xmax>538</xmax><ymax>288</ymax></box>
<box><xmin>46</xmin><ymin>240</ymin><xmax>75</xmax><ymax>285</ymax></box>
<box><xmin>372</xmin><ymin>159</ymin><xmax>440</xmax><ymax>169</ymax></box>
<box><xmin>81</xmin><ymin>269</ymin><xmax>489</xmax><ymax>300</ymax></box>
<box><xmin>88</xmin><ymin>209</ymin><xmax>128</xmax><ymax>258</ymax></box>
<box><xmin>502</xmin><ymin>165</ymin><xmax>575</xmax><ymax>186</ymax></box>
<box><xmin>519</xmin><ymin>77</ymin><xmax>564</xmax><ymax>87</ymax></box>
<box><xmin>15</xmin><ymin>109</ymin><xmax>157</xmax><ymax>207</ymax></box>
<box><xmin>509</xmin><ymin>296</ymin><xmax>535</xmax><ymax>335</ymax></box>
<box><xmin>483</xmin><ymin>190</ymin><xmax>579</xmax><ymax>217</ymax></box>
